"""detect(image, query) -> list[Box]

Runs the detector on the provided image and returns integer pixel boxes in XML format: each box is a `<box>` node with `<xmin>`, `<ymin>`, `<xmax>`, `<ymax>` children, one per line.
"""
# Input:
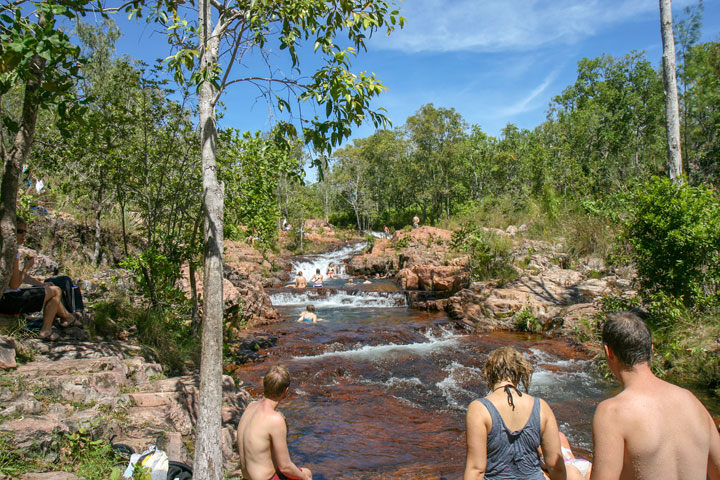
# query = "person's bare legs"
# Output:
<box><xmin>38</xmin><ymin>285</ymin><xmax>74</xmax><ymax>337</ymax></box>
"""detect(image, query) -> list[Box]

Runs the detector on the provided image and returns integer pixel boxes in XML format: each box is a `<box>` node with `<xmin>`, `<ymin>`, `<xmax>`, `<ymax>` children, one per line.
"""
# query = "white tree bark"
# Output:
<box><xmin>659</xmin><ymin>0</ymin><xmax>683</xmax><ymax>182</ymax></box>
<box><xmin>193</xmin><ymin>0</ymin><xmax>224</xmax><ymax>478</ymax></box>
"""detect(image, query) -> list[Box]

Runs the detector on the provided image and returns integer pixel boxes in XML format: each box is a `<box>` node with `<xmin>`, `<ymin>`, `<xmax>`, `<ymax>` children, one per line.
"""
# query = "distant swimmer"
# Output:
<box><xmin>326</xmin><ymin>263</ymin><xmax>335</xmax><ymax>279</ymax></box>
<box><xmin>310</xmin><ymin>268</ymin><xmax>323</xmax><ymax>288</ymax></box>
<box><xmin>297</xmin><ymin>305</ymin><xmax>320</xmax><ymax>323</ymax></box>
<box><xmin>236</xmin><ymin>365</ymin><xmax>312</xmax><ymax>480</ymax></box>
<box><xmin>590</xmin><ymin>312</ymin><xmax>720</xmax><ymax>480</ymax></box>
<box><xmin>293</xmin><ymin>271</ymin><xmax>307</xmax><ymax>289</ymax></box>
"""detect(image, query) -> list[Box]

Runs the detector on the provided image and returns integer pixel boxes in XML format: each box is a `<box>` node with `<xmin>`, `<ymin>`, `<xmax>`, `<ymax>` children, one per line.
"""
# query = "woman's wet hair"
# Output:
<box><xmin>263</xmin><ymin>365</ymin><xmax>291</xmax><ymax>400</ymax></box>
<box><xmin>602</xmin><ymin>312</ymin><xmax>652</xmax><ymax>367</ymax></box>
<box><xmin>306</xmin><ymin>305</ymin><xmax>315</xmax><ymax>312</ymax></box>
<box><xmin>482</xmin><ymin>346</ymin><xmax>533</xmax><ymax>392</ymax></box>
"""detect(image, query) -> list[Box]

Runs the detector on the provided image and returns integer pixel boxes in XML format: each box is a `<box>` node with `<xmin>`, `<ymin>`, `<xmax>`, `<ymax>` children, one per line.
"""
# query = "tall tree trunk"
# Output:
<box><xmin>194</xmin><ymin>1</ymin><xmax>224</xmax><ymax>478</ymax></box>
<box><xmin>93</xmin><ymin>184</ymin><xmax>104</xmax><ymax>267</ymax></box>
<box><xmin>659</xmin><ymin>0</ymin><xmax>683</xmax><ymax>182</ymax></box>
<box><xmin>190</xmin><ymin>209</ymin><xmax>203</xmax><ymax>334</ymax></box>
<box><xmin>0</xmin><ymin>52</ymin><xmax>46</xmax><ymax>293</ymax></box>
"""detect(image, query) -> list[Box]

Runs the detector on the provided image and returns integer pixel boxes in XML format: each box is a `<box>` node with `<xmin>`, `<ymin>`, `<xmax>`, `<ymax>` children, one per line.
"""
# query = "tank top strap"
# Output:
<box><xmin>529</xmin><ymin>396</ymin><xmax>541</xmax><ymax>430</ymax></box>
<box><xmin>477</xmin><ymin>396</ymin><xmax>541</xmax><ymax>433</ymax></box>
<box><xmin>477</xmin><ymin>397</ymin><xmax>502</xmax><ymax>430</ymax></box>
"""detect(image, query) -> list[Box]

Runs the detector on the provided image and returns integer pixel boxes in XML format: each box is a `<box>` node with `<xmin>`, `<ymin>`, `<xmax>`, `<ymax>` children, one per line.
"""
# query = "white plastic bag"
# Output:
<box><xmin>122</xmin><ymin>445</ymin><xmax>169</xmax><ymax>480</ymax></box>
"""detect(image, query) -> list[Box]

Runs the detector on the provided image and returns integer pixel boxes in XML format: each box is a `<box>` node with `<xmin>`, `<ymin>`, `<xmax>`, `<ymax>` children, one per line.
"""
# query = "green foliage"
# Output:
<box><xmin>120</xmin><ymin>248</ymin><xmax>184</xmax><ymax>307</ymax></box>
<box><xmin>622</xmin><ymin>177</ymin><xmax>720</xmax><ymax>308</ymax></box>
<box><xmin>148</xmin><ymin>0</ymin><xmax>403</xmax><ymax>157</ymax></box>
<box><xmin>451</xmin><ymin>222</ymin><xmax>517</xmax><ymax>284</ymax></box>
<box><xmin>92</xmin><ymin>295</ymin><xmax>199</xmax><ymax>376</ymax></box>
<box><xmin>219</xmin><ymin>129</ymin><xmax>302</xmax><ymax>247</ymax></box>
<box><xmin>514</xmin><ymin>307</ymin><xmax>542</xmax><ymax>333</ymax></box>
<box><xmin>0</xmin><ymin>427</ymin><xmax>125</xmax><ymax>479</ymax></box>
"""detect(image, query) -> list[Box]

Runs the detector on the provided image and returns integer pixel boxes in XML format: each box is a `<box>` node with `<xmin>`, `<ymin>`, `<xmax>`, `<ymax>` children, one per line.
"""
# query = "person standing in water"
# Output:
<box><xmin>296</xmin><ymin>305</ymin><xmax>320</xmax><ymax>323</ymax></box>
<box><xmin>309</xmin><ymin>268</ymin><xmax>323</xmax><ymax>288</ymax></box>
<box><xmin>464</xmin><ymin>346</ymin><xmax>567</xmax><ymax>480</ymax></box>
<box><xmin>236</xmin><ymin>365</ymin><xmax>312</xmax><ymax>480</ymax></box>
<box><xmin>590</xmin><ymin>312</ymin><xmax>720</xmax><ymax>480</ymax></box>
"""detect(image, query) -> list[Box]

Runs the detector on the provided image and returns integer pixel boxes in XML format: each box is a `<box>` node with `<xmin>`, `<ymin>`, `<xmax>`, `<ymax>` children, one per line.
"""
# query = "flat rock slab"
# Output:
<box><xmin>20</xmin><ymin>473</ymin><xmax>79</xmax><ymax>480</ymax></box>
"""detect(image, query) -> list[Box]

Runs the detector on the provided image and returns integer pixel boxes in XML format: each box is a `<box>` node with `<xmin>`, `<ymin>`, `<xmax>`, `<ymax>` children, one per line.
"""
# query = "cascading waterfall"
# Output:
<box><xmin>290</xmin><ymin>242</ymin><xmax>367</xmax><ymax>280</ymax></box>
<box><xmin>270</xmin><ymin>290</ymin><xmax>407</xmax><ymax>308</ymax></box>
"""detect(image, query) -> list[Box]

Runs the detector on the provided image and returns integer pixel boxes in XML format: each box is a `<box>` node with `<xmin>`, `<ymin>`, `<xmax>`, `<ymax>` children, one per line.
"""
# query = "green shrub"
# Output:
<box><xmin>622</xmin><ymin>177</ymin><xmax>720</xmax><ymax>308</ymax></box>
<box><xmin>452</xmin><ymin>222</ymin><xmax>517</xmax><ymax>284</ymax></box>
<box><xmin>514</xmin><ymin>306</ymin><xmax>542</xmax><ymax>333</ymax></box>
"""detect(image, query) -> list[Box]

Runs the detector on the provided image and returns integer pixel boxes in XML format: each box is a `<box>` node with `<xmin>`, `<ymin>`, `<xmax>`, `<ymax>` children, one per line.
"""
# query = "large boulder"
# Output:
<box><xmin>445</xmin><ymin>268</ymin><xmax>620</xmax><ymax>332</ymax></box>
<box><xmin>396</xmin><ymin>265</ymin><xmax>469</xmax><ymax>294</ymax></box>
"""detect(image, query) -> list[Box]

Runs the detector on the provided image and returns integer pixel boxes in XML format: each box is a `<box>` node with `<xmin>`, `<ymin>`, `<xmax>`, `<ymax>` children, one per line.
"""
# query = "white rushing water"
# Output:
<box><xmin>290</xmin><ymin>242</ymin><xmax>367</xmax><ymax>281</ymax></box>
<box><xmin>293</xmin><ymin>325</ymin><xmax>463</xmax><ymax>361</ymax></box>
<box><xmin>270</xmin><ymin>290</ymin><xmax>407</xmax><ymax>308</ymax></box>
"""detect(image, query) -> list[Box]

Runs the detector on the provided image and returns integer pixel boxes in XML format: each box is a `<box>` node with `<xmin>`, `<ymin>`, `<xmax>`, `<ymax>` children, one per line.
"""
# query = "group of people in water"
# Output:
<box><xmin>291</xmin><ymin>263</ymin><xmax>373</xmax><ymax>290</ymax></box>
<box><xmin>236</xmin><ymin>311</ymin><xmax>720</xmax><ymax>480</ymax></box>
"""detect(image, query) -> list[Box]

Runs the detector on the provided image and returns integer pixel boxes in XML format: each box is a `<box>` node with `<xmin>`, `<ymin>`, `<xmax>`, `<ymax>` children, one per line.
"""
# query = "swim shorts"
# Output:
<box><xmin>566</xmin><ymin>458</ymin><xmax>592</xmax><ymax>477</ymax></box>
<box><xmin>269</xmin><ymin>472</ymin><xmax>290</xmax><ymax>480</ymax></box>
<box><xmin>0</xmin><ymin>287</ymin><xmax>45</xmax><ymax>314</ymax></box>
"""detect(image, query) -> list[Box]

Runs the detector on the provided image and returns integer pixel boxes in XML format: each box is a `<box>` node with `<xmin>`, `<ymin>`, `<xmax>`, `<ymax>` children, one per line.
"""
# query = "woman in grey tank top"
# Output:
<box><xmin>464</xmin><ymin>347</ymin><xmax>568</xmax><ymax>480</ymax></box>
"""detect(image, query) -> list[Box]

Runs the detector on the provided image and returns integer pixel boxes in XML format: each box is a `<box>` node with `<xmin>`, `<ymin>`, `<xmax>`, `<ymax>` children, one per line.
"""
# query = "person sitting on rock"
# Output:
<box><xmin>326</xmin><ymin>263</ymin><xmax>335</xmax><ymax>279</ymax></box>
<box><xmin>0</xmin><ymin>219</ymin><xmax>80</xmax><ymax>341</ymax></box>
<box><xmin>297</xmin><ymin>305</ymin><xmax>320</xmax><ymax>323</ymax></box>
<box><xmin>412</xmin><ymin>215</ymin><xmax>420</xmax><ymax>229</ymax></box>
<box><xmin>309</xmin><ymin>269</ymin><xmax>323</xmax><ymax>288</ymax></box>
<box><xmin>236</xmin><ymin>365</ymin><xmax>312</xmax><ymax>480</ymax></box>
<box><xmin>293</xmin><ymin>271</ymin><xmax>307</xmax><ymax>289</ymax></box>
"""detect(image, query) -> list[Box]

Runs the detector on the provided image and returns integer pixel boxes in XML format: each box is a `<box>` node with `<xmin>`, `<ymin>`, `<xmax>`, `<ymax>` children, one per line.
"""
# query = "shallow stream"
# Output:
<box><xmin>233</xmin><ymin>246</ymin><xmax>718</xmax><ymax>480</ymax></box>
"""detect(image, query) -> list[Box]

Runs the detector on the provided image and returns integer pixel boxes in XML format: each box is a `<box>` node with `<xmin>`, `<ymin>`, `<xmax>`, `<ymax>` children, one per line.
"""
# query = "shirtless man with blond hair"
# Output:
<box><xmin>237</xmin><ymin>365</ymin><xmax>312</xmax><ymax>480</ymax></box>
<box><xmin>590</xmin><ymin>312</ymin><xmax>720</xmax><ymax>480</ymax></box>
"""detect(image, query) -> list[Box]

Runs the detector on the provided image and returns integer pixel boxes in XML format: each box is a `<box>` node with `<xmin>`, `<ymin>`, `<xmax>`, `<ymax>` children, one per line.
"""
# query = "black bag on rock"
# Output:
<box><xmin>44</xmin><ymin>275</ymin><xmax>85</xmax><ymax>313</ymax></box>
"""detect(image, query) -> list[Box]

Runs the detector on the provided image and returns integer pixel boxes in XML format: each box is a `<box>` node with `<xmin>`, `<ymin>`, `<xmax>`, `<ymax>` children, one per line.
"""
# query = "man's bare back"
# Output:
<box><xmin>592</xmin><ymin>374</ymin><xmax>720</xmax><ymax>480</ymax></box>
<box><xmin>237</xmin><ymin>400</ymin><xmax>279</xmax><ymax>480</ymax></box>
<box><xmin>237</xmin><ymin>366</ymin><xmax>311</xmax><ymax>480</ymax></box>
<box><xmin>592</xmin><ymin>312</ymin><xmax>720</xmax><ymax>480</ymax></box>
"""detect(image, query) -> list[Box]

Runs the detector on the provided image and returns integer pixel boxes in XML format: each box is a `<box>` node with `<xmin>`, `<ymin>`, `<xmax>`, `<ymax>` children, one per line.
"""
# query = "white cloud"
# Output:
<box><xmin>374</xmin><ymin>0</ymin><xmax>694</xmax><ymax>53</ymax></box>
<box><xmin>497</xmin><ymin>69</ymin><xmax>560</xmax><ymax>117</ymax></box>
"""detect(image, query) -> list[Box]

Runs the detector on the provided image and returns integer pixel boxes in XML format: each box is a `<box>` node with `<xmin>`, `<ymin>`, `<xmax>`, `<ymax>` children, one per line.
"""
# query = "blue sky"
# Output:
<box><xmin>105</xmin><ymin>0</ymin><xmax>719</xmax><ymax>142</ymax></box>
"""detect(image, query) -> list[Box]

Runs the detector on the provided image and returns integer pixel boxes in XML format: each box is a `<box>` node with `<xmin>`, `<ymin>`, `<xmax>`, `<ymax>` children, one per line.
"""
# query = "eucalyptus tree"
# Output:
<box><xmin>0</xmin><ymin>0</ymin><xmax>90</xmax><ymax>292</ymax></box>
<box><xmin>218</xmin><ymin>129</ymin><xmax>302</xmax><ymax>247</ymax></box>
<box><xmin>332</xmin><ymin>140</ymin><xmax>375</xmax><ymax>231</ymax></box>
<box><xmin>133</xmin><ymin>1</ymin><xmax>404</xmax><ymax>476</ymax></box>
<box><xmin>549</xmin><ymin>53</ymin><xmax>665</xmax><ymax>194</ymax></box>
<box><xmin>659</xmin><ymin>0</ymin><xmax>683</xmax><ymax>181</ymax></box>
<box><xmin>53</xmin><ymin>20</ymin><xmax>138</xmax><ymax>267</ymax></box>
<box><xmin>405</xmin><ymin>103</ymin><xmax>468</xmax><ymax>222</ymax></box>
<box><xmin>674</xmin><ymin>0</ymin><xmax>704</xmax><ymax>171</ymax></box>
<box><xmin>682</xmin><ymin>41</ymin><xmax>720</xmax><ymax>183</ymax></box>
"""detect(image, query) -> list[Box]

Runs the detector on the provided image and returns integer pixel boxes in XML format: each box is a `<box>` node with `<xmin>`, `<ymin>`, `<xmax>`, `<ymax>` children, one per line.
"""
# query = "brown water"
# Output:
<box><xmin>234</xmin><ymin>284</ymin><xmax>619</xmax><ymax>480</ymax></box>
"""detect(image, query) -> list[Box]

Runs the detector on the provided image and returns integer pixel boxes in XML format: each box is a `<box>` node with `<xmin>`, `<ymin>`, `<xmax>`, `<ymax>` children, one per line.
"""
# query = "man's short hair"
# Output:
<box><xmin>263</xmin><ymin>365</ymin><xmax>291</xmax><ymax>400</ymax></box>
<box><xmin>602</xmin><ymin>312</ymin><xmax>652</xmax><ymax>367</ymax></box>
